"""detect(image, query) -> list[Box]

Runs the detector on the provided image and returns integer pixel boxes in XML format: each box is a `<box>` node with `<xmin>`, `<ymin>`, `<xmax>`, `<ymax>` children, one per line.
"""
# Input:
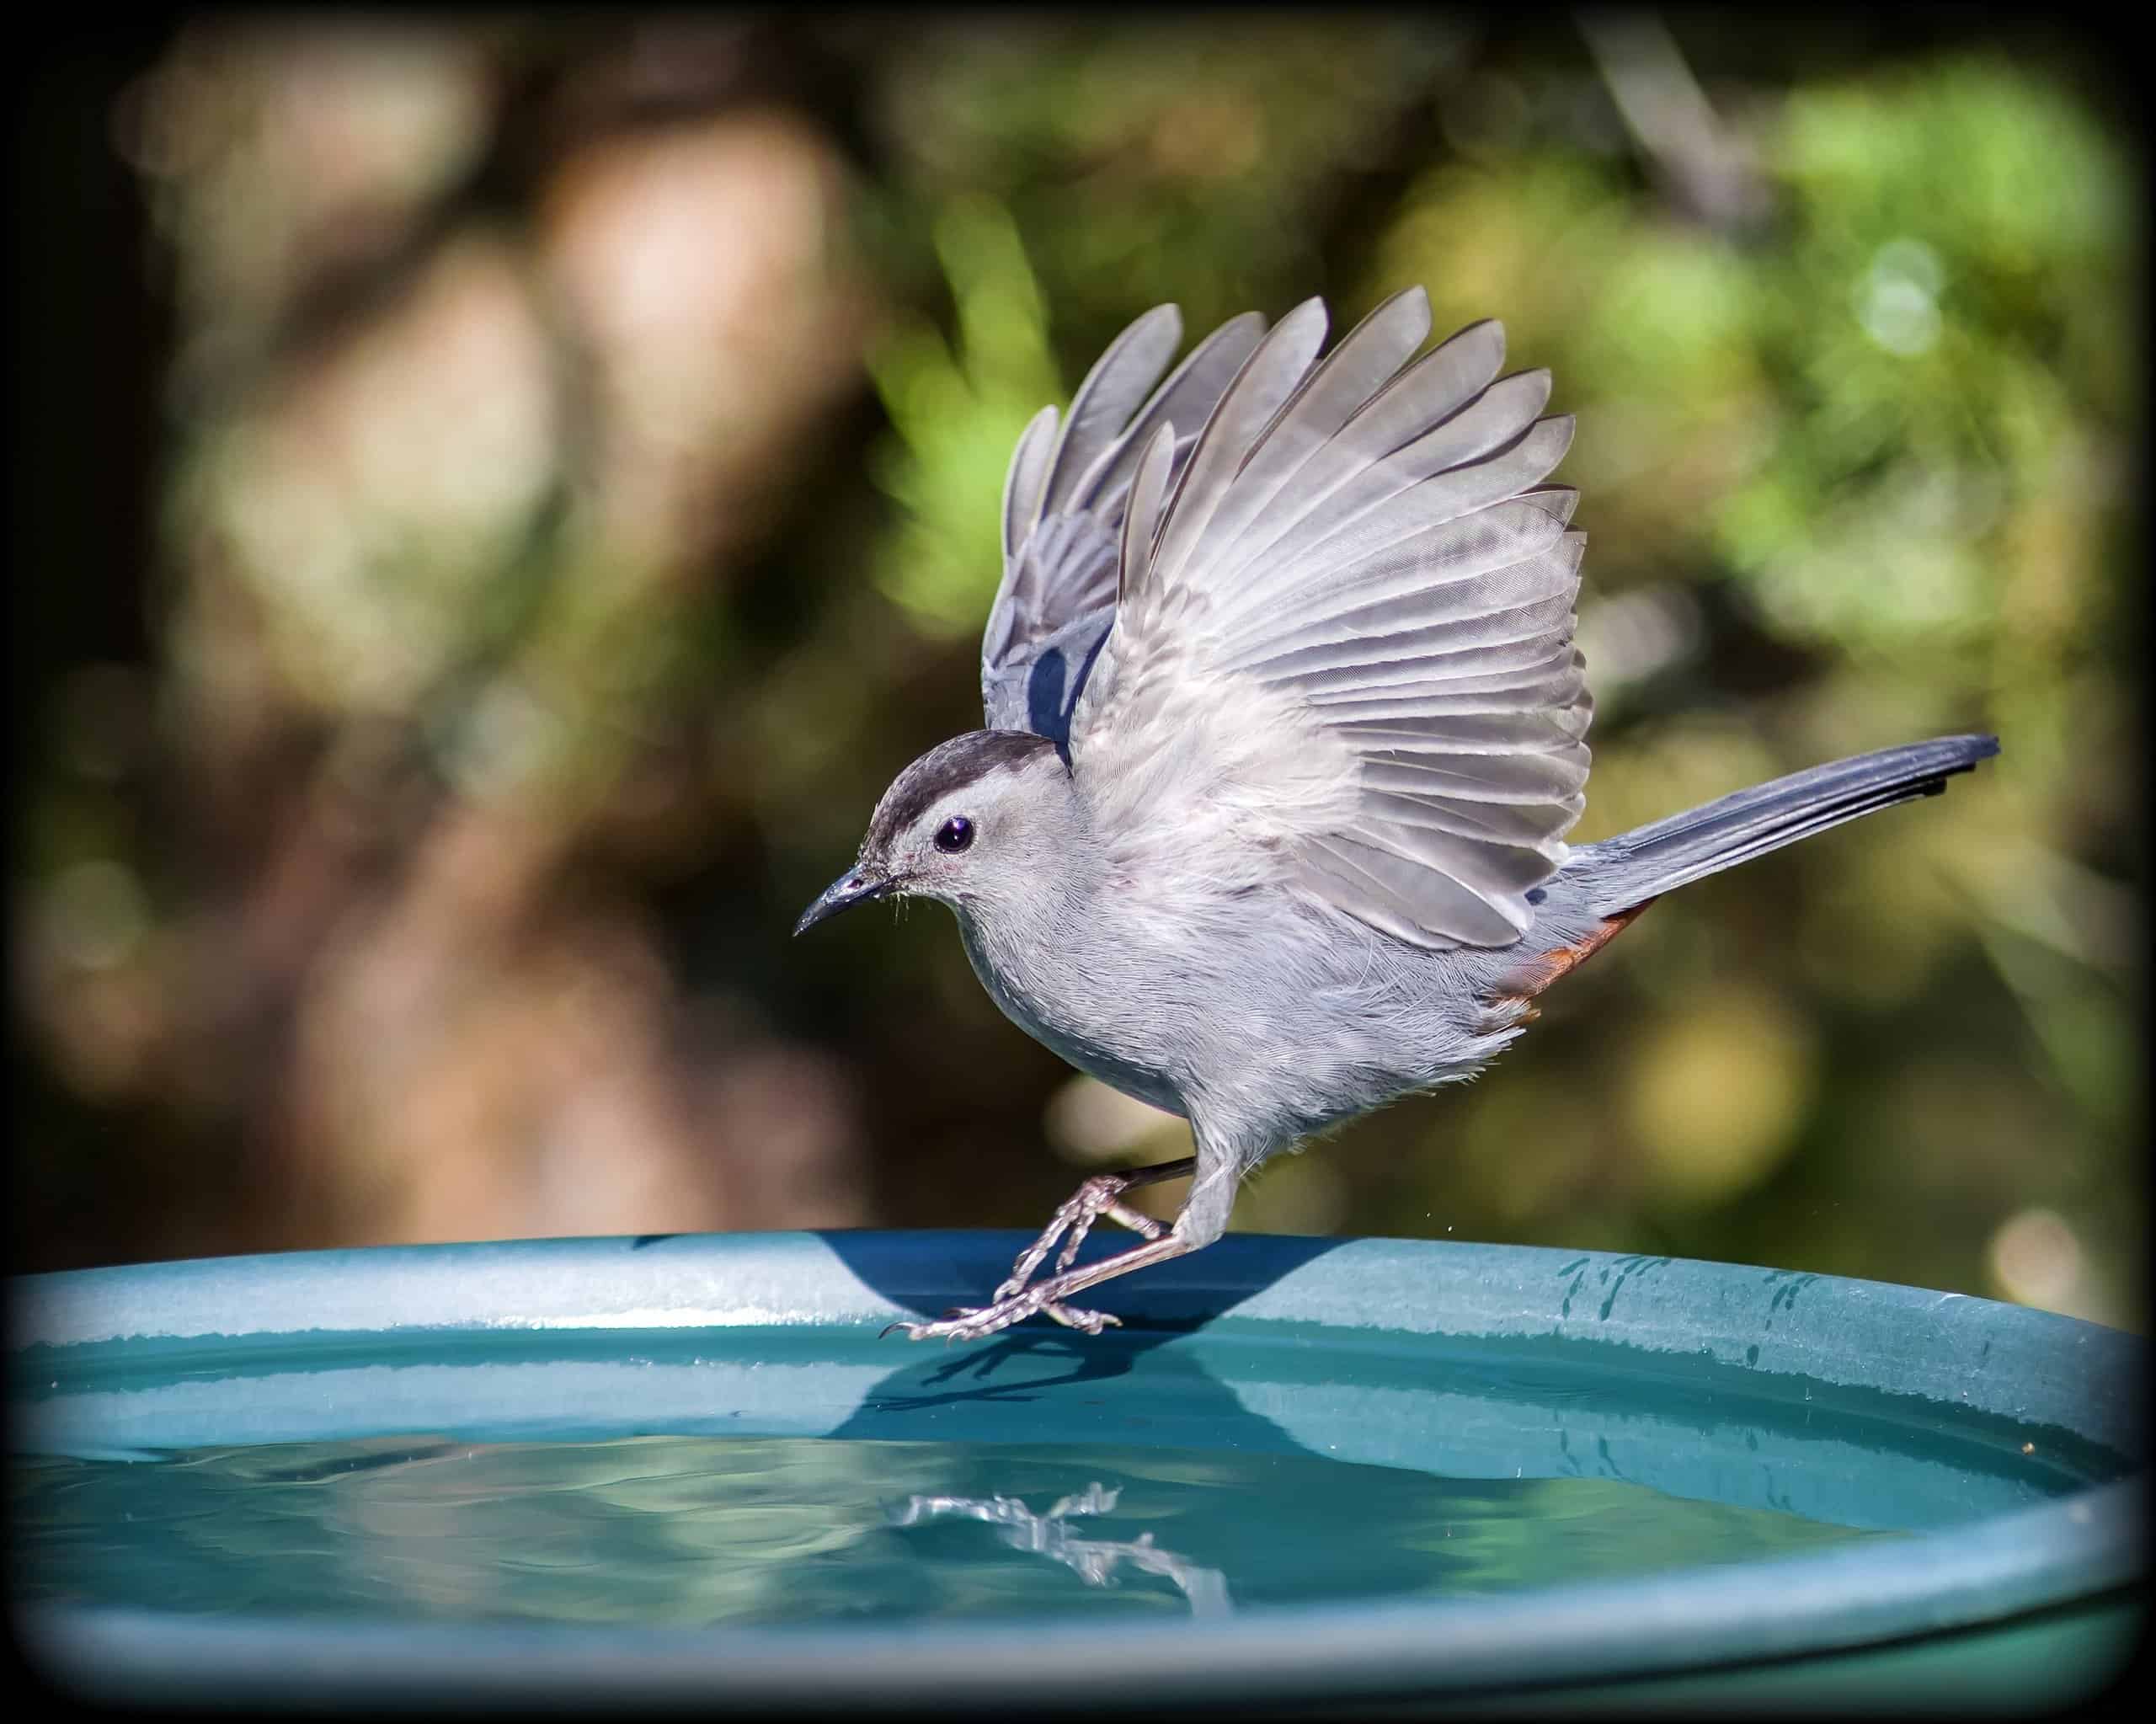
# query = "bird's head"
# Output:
<box><xmin>794</xmin><ymin>729</ymin><xmax>1068</xmax><ymax>935</ymax></box>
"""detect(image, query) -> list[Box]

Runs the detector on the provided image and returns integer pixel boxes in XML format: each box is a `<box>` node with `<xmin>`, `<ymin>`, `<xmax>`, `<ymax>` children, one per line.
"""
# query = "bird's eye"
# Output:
<box><xmin>934</xmin><ymin>816</ymin><xmax>974</xmax><ymax>854</ymax></box>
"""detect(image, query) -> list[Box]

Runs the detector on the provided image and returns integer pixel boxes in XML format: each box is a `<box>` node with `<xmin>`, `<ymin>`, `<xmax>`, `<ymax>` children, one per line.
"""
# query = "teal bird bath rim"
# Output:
<box><xmin>11</xmin><ymin>1231</ymin><xmax>2144</xmax><ymax>1711</ymax></box>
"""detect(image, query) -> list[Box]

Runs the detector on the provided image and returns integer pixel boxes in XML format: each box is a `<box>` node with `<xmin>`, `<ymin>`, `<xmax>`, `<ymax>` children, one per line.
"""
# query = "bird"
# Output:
<box><xmin>795</xmin><ymin>287</ymin><xmax>1998</xmax><ymax>1342</ymax></box>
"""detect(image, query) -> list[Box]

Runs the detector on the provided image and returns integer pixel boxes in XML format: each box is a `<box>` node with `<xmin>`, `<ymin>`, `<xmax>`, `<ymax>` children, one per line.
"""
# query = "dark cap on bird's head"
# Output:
<box><xmin>862</xmin><ymin>729</ymin><xmax>1056</xmax><ymax>853</ymax></box>
<box><xmin>795</xmin><ymin>729</ymin><xmax>1057</xmax><ymax>936</ymax></box>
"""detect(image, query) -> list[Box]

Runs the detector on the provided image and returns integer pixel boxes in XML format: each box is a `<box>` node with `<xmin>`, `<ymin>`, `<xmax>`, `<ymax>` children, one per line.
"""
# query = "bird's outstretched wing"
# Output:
<box><xmin>1068</xmin><ymin>288</ymin><xmax>1591</xmax><ymax>948</ymax></box>
<box><xmin>981</xmin><ymin>306</ymin><xmax>1267</xmax><ymax>746</ymax></box>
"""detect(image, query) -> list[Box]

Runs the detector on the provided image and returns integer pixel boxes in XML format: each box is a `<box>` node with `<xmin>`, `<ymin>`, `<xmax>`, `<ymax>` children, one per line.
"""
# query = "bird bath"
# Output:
<box><xmin>12</xmin><ymin>1230</ymin><xmax>2143</xmax><ymax>1710</ymax></box>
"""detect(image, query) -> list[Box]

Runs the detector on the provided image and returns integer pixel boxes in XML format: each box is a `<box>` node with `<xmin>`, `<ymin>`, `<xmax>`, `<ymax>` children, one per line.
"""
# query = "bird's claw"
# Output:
<box><xmin>992</xmin><ymin>1174</ymin><xmax>1166</xmax><ymax>1302</ymax></box>
<box><xmin>883</xmin><ymin>1293</ymin><xmax>1122</xmax><ymax>1342</ymax></box>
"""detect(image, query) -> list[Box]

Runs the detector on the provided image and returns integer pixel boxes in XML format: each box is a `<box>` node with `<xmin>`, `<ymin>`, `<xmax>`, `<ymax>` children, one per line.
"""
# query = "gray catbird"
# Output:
<box><xmin>796</xmin><ymin>288</ymin><xmax>1998</xmax><ymax>1341</ymax></box>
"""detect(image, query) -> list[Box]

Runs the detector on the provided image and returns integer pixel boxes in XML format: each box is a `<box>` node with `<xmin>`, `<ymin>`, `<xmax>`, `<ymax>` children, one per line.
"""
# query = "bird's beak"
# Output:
<box><xmin>793</xmin><ymin>864</ymin><xmax>897</xmax><ymax>937</ymax></box>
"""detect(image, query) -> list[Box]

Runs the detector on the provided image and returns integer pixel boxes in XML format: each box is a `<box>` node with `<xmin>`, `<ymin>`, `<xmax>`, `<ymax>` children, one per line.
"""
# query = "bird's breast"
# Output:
<box><xmin>955</xmin><ymin>912</ymin><xmax>1190</xmax><ymax>1117</ymax></box>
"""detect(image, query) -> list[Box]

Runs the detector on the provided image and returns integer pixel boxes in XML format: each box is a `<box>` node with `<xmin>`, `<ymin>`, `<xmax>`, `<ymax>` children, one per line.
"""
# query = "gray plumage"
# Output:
<box><xmin>799</xmin><ymin>290</ymin><xmax>1999</xmax><ymax>1342</ymax></box>
<box><xmin>1573</xmin><ymin>735</ymin><xmax>1997</xmax><ymax>914</ymax></box>
<box><xmin>982</xmin><ymin>306</ymin><xmax>1266</xmax><ymax>748</ymax></box>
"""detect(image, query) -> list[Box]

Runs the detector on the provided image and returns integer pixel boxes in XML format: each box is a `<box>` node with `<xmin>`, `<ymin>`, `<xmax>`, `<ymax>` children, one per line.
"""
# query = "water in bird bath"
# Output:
<box><xmin>18</xmin><ymin>1432</ymin><xmax>1898</xmax><ymax>1627</ymax></box>
<box><xmin>14</xmin><ymin>1319</ymin><xmax>2120</xmax><ymax>1631</ymax></box>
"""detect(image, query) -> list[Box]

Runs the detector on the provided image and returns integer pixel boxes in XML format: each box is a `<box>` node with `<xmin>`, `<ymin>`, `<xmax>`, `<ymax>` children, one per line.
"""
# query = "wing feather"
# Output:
<box><xmin>996</xmin><ymin>405</ymin><xmax>1058</xmax><ymax>577</ymax></box>
<box><xmin>1068</xmin><ymin>296</ymin><xmax>1595</xmax><ymax>947</ymax></box>
<box><xmin>1118</xmin><ymin>422</ymin><xmax>1177</xmax><ymax>602</ymax></box>
<box><xmin>1223</xmin><ymin>374</ymin><xmax>1558</xmax><ymax>602</ymax></box>
<box><xmin>1193</xmin><ymin>318</ymin><xmax>1509</xmax><ymax>587</ymax></box>
<box><xmin>1161</xmin><ymin>289</ymin><xmax>1433</xmax><ymax>584</ymax></box>
<box><xmin>1147</xmin><ymin>300</ymin><xmax>1331</xmax><ymax>592</ymax></box>
<box><xmin>981</xmin><ymin>307</ymin><xmax>1265</xmax><ymax>739</ymax></box>
<box><xmin>1038</xmin><ymin>305</ymin><xmax>1183</xmax><ymax>521</ymax></box>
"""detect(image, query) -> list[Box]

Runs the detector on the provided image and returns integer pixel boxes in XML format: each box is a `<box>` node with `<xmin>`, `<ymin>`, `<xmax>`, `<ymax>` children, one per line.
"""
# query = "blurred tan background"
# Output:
<box><xmin>13</xmin><ymin>14</ymin><xmax>2141</xmax><ymax>1330</ymax></box>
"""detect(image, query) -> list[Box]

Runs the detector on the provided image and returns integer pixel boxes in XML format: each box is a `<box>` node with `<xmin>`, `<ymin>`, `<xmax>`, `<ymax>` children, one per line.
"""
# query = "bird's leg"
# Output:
<box><xmin>886</xmin><ymin>1152</ymin><xmax>1241</xmax><ymax>1343</ymax></box>
<box><xmin>888</xmin><ymin>1229</ymin><xmax>1200</xmax><ymax>1343</ymax></box>
<box><xmin>992</xmin><ymin>1157</ymin><xmax>1197</xmax><ymax>1301</ymax></box>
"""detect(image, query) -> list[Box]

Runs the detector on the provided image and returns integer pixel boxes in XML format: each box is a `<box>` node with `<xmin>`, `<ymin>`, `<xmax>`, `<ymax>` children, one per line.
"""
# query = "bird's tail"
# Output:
<box><xmin>1576</xmin><ymin>734</ymin><xmax>1999</xmax><ymax>915</ymax></box>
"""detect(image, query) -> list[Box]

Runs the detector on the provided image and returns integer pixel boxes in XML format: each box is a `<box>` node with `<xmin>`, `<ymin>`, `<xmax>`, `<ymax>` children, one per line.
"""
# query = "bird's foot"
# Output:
<box><xmin>993</xmin><ymin>1174</ymin><xmax>1166</xmax><ymax>1302</ymax></box>
<box><xmin>883</xmin><ymin>1291</ymin><xmax>1122</xmax><ymax>1343</ymax></box>
<box><xmin>883</xmin><ymin>1221</ymin><xmax>1197</xmax><ymax>1343</ymax></box>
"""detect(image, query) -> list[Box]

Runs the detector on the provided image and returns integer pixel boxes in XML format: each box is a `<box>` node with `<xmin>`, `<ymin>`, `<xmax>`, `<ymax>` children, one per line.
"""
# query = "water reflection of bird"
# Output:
<box><xmin>890</xmin><ymin>1482</ymin><xmax>1231</xmax><ymax>1616</ymax></box>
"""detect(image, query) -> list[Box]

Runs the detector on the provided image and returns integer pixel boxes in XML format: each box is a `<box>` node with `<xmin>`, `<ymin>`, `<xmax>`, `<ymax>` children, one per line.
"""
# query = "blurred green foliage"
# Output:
<box><xmin>14</xmin><ymin>16</ymin><xmax>2140</xmax><ymax>1332</ymax></box>
<box><xmin>868</xmin><ymin>199</ymin><xmax>1059</xmax><ymax>635</ymax></box>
